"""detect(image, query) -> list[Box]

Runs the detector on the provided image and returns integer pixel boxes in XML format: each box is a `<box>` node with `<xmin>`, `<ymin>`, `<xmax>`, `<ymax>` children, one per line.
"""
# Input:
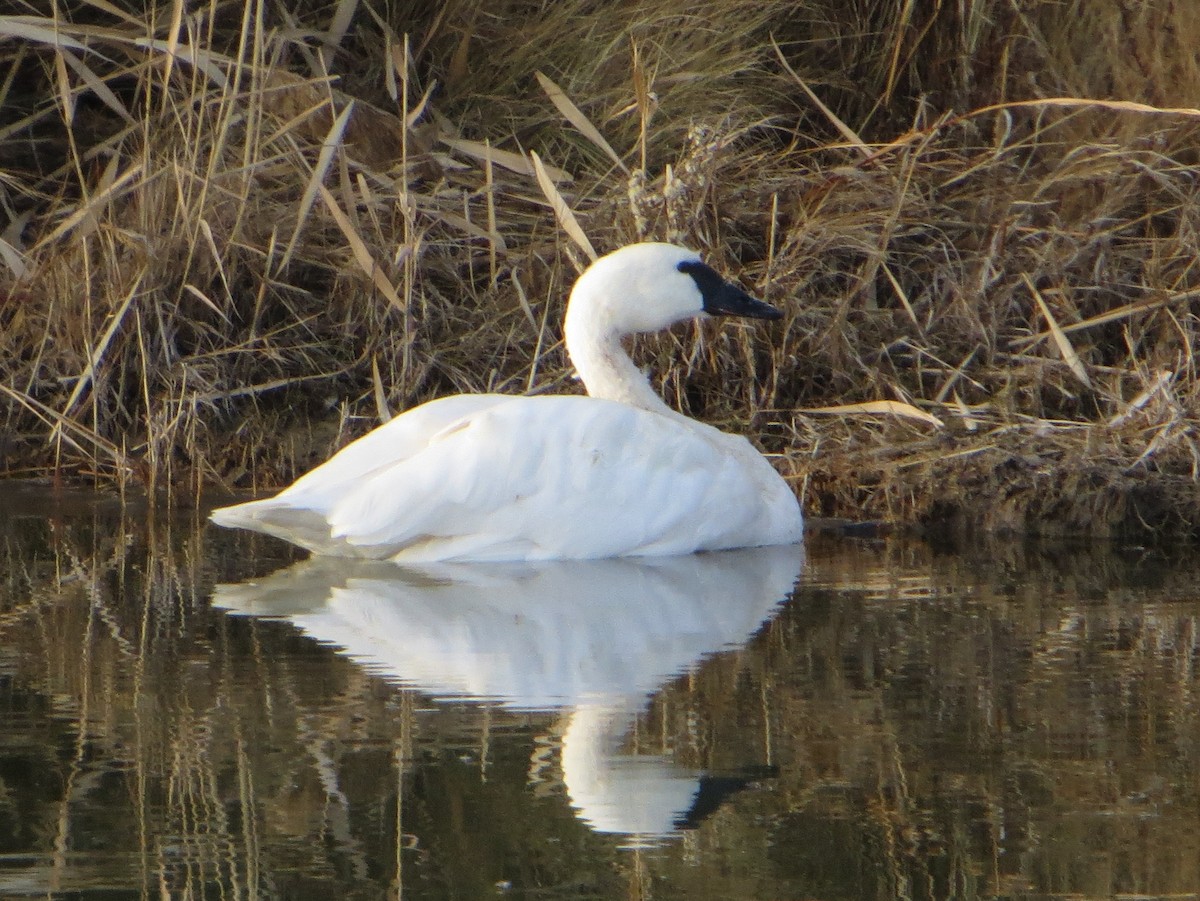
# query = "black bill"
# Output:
<box><xmin>678</xmin><ymin>260</ymin><xmax>783</xmax><ymax>320</ymax></box>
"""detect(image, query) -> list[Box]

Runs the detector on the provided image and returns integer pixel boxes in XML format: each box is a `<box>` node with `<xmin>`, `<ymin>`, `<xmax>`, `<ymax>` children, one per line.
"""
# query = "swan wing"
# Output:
<box><xmin>208</xmin><ymin>394</ymin><xmax>510</xmax><ymax>550</ymax></box>
<box><xmin>283</xmin><ymin>394</ymin><xmax>510</xmax><ymax>499</ymax></box>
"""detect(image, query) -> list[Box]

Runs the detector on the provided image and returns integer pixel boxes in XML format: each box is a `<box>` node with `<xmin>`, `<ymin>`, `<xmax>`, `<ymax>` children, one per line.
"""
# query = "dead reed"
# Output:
<box><xmin>3</xmin><ymin>0</ymin><xmax>1200</xmax><ymax>537</ymax></box>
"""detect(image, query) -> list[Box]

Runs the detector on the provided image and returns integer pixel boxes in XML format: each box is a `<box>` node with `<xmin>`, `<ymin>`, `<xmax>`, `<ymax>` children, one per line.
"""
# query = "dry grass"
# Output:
<box><xmin>4</xmin><ymin>0</ymin><xmax>1200</xmax><ymax>538</ymax></box>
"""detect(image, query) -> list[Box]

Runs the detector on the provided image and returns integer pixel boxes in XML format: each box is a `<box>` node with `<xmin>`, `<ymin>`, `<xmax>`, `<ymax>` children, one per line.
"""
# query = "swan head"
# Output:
<box><xmin>565</xmin><ymin>243</ymin><xmax>781</xmax><ymax>338</ymax></box>
<box><xmin>562</xmin><ymin>243</ymin><xmax>784</xmax><ymax>408</ymax></box>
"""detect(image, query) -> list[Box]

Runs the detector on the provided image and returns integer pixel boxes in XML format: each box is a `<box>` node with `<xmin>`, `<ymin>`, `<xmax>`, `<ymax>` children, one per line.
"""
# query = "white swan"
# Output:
<box><xmin>209</xmin><ymin>242</ymin><xmax>803</xmax><ymax>562</ymax></box>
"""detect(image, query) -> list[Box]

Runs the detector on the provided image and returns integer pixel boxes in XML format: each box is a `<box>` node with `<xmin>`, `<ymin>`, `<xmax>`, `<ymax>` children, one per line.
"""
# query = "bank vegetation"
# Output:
<box><xmin>3</xmin><ymin>1</ymin><xmax>1200</xmax><ymax>537</ymax></box>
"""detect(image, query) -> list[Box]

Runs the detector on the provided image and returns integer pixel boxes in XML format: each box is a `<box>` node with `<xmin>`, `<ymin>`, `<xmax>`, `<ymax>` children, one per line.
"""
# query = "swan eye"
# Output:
<box><xmin>677</xmin><ymin>260</ymin><xmax>725</xmax><ymax>300</ymax></box>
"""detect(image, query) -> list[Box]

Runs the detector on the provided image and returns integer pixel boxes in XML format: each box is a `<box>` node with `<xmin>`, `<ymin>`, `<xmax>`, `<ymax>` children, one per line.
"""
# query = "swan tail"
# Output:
<box><xmin>208</xmin><ymin>499</ymin><xmax>260</xmax><ymax>529</ymax></box>
<box><xmin>210</xmin><ymin>499</ymin><xmax>340</xmax><ymax>554</ymax></box>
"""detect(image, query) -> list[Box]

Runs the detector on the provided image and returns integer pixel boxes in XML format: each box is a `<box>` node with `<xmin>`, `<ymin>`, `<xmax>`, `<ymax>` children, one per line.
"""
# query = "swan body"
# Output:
<box><xmin>210</xmin><ymin>242</ymin><xmax>803</xmax><ymax>561</ymax></box>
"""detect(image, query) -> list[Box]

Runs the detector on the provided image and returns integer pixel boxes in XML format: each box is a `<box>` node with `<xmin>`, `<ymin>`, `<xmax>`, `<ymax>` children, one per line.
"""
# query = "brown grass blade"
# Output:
<box><xmin>511</xmin><ymin>271</ymin><xmax>536</xmax><ymax>329</ymax></box>
<box><xmin>1024</xmin><ymin>275</ymin><xmax>1092</xmax><ymax>389</ymax></box>
<box><xmin>371</xmin><ymin>355</ymin><xmax>392</xmax><ymax>423</ymax></box>
<box><xmin>530</xmin><ymin>150</ymin><xmax>596</xmax><ymax>262</ymax></box>
<box><xmin>32</xmin><ymin>161</ymin><xmax>143</xmax><ymax>250</ymax></box>
<box><xmin>426</xmin><ymin>206</ymin><xmax>508</xmax><ymax>254</ymax></box>
<box><xmin>162</xmin><ymin>0</ymin><xmax>184</xmax><ymax>96</ymax></box>
<box><xmin>484</xmin><ymin>137</ymin><xmax>498</xmax><ymax>281</ymax></box>
<box><xmin>129</xmin><ymin>34</ymin><xmax>230</xmax><ymax>87</ymax></box>
<box><xmin>952</xmin><ymin>393</ymin><xmax>980</xmax><ymax>432</ymax></box>
<box><xmin>535</xmin><ymin>70</ymin><xmax>628</xmax><ymax>173</ymax></box>
<box><xmin>1012</xmin><ymin>288</ymin><xmax>1200</xmax><ymax>346</ymax></box>
<box><xmin>72</xmin><ymin>153</ymin><xmax>121</xmax><ymax>242</ymax></box>
<box><xmin>190</xmin><ymin>218</ymin><xmax>234</xmax><ymax>321</ymax></box>
<box><xmin>316</xmin><ymin>182</ymin><xmax>406</xmax><ymax>313</ymax></box>
<box><xmin>60</xmin><ymin>48</ymin><xmax>134</xmax><ymax>124</ymax></box>
<box><xmin>972</xmin><ymin>96</ymin><xmax>1200</xmax><ymax>121</ymax></box>
<box><xmin>0</xmin><ymin>382</ymin><xmax>123</xmax><ymax>463</ymax></box>
<box><xmin>53</xmin><ymin>43</ymin><xmax>75</xmax><ymax>124</ymax></box>
<box><xmin>321</xmin><ymin>0</ymin><xmax>359</xmax><ymax>72</ymax></box>
<box><xmin>801</xmin><ymin>400</ymin><xmax>944</xmax><ymax>428</ymax></box>
<box><xmin>0</xmin><ymin>17</ymin><xmax>89</xmax><ymax>51</ymax></box>
<box><xmin>183</xmin><ymin>284</ymin><xmax>231</xmax><ymax>322</ymax></box>
<box><xmin>882</xmin><ymin>0</ymin><xmax>915</xmax><ymax>105</ymax></box>
<box><xmin>771</xmin><ymin>35</ymin><xmax>869</xmax><ymax>158</ymax></box>
<box><xmin>282</xmin><ymin>98</ymin><xmax>353</xmax><ymax>269</ymax></box>
<box><xmin>75</xmin><ymin>0</ymin><xmax>145</xmax><ymax>26</ymax></box>
<box><xmin>8</xmin><ymin>17</ymin><xmax>232</xmax><ymax>87</ymax></box>
<box><xmin>881</xmin><ymin>260</ymin><xmax>922</xmax><ymax>333</ymax></box>
<box><xmin>0</xmin><ymin>235</ymin><xmax>28</xmax><ymax>280</ymax></box>
<box><xmin>1108</xmin><ymin>370</ymin><xmax>1174</xmax><ymax>428</ymax></box>
<box><xmin>442</xmin><ymin>137</ymin><xmax>572</xmax><ymax>181</ymax></box>
<box><xmin>54</xmin><ymin>270</ymin><xmax>145</xmax><ymax>426</ymax></box>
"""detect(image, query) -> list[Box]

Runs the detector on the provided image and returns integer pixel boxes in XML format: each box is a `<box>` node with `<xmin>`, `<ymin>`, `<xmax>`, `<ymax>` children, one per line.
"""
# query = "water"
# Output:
<box><xmin>2</xmin><ymin>483</ymin><xmax>1200</xmax><ymax>899</ymax></box>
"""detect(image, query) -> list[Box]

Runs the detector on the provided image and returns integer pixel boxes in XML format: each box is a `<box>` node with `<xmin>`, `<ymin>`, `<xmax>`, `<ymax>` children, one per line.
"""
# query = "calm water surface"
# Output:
<box><xmin>2</xmin><ymin>483</ymin><xmax>1200</xmax><ymax>899</ymax></box>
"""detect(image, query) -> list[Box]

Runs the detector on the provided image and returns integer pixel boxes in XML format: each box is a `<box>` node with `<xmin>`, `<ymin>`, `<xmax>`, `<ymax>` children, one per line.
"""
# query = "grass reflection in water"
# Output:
<box><xmin>1</xmin><ymin>484</ymin><xmax>1199</xmax><ymax>899</ymax></box>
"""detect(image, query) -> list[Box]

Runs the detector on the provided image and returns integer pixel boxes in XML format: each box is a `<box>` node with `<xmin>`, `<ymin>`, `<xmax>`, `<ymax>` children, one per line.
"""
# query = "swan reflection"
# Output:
<box><xmin>212</xmin><ymin>544</ymin><xmax>803</xmax><ymax>843</ymax></box>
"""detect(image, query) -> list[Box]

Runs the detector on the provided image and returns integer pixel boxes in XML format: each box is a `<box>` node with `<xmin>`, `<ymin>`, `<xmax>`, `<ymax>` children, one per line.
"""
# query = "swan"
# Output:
<box><xmin>209</xmin><ymin>242</ymin><xmax>803</xmax><ymax>561</ymax></box>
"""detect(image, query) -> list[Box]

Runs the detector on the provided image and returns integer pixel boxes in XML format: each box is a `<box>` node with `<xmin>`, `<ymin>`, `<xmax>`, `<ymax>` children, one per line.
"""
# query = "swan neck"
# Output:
<box><xmin>566</xmin><ymin>323</ymin><xmax>672</xmax><ymax>413</ymax></box>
